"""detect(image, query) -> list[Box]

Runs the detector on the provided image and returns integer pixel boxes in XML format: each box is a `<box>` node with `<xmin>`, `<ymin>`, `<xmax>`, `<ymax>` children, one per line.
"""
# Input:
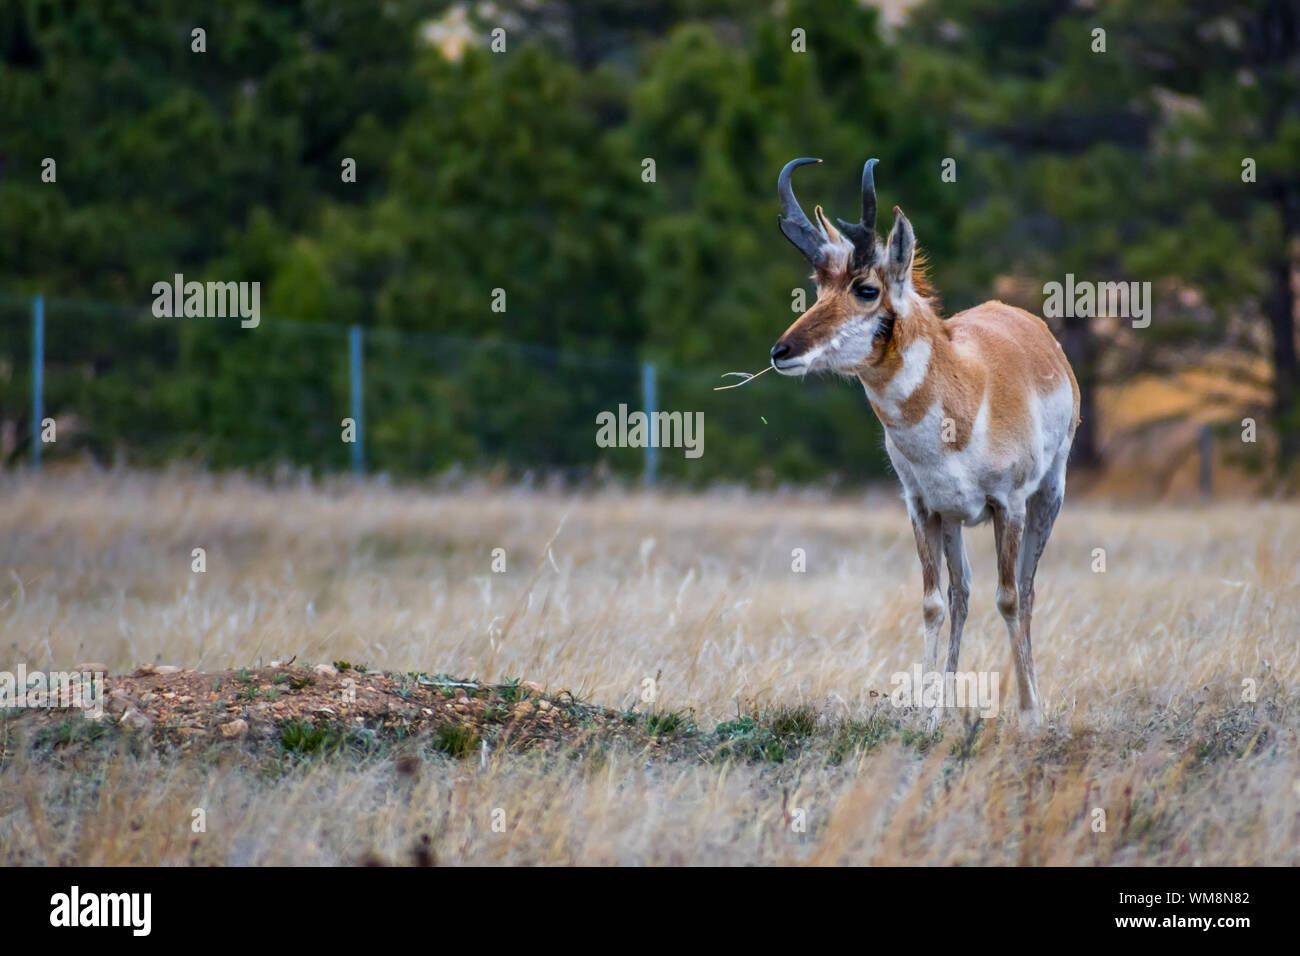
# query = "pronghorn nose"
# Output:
<box><xmin>771</xmin><ymin>342</ymin><xmax>792</xmax><ymax>361</ymax></box>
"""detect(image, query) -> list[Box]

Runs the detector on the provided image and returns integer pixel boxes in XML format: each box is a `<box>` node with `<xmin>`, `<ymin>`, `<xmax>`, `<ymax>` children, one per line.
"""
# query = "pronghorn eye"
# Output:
<box><xmin>854</xmin><ymin>283</ymin><xmax>880</xmax><ymax>302</ymax></box>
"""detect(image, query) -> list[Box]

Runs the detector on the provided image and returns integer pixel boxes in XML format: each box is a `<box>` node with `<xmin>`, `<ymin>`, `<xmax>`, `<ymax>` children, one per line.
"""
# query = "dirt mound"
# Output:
<box><xmin>7</xmin><ymin>664</ymin><xmax>630</xmax><ymax>754</ymax></box>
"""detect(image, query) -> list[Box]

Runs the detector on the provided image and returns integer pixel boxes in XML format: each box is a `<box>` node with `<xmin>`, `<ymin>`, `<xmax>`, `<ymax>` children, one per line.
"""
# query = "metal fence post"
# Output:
<box><xmin>32</xmin><ymin>294</ymin><xmax>44</xmax><ymax>470</ymax></box>
<box><xmin>642</xmin><ymin>360</ymin><xmax>657</xmax><ymax>485</ymax></box>
<box><xmin>349</xmin><ymin>325</ymin><xmax>364</xmax><ymax>475</ymax></box>
<box><xmin>1198</xmin><ymin>423</ymin><xmax>1212</xmax><ymax>500</ymax></box>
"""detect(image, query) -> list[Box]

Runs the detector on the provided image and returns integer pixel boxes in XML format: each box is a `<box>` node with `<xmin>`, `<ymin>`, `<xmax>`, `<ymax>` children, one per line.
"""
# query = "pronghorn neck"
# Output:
<box><xmin>854</xmin><ymin>296</ymin><xmax>949</xmax><ymax>427</ymax></box>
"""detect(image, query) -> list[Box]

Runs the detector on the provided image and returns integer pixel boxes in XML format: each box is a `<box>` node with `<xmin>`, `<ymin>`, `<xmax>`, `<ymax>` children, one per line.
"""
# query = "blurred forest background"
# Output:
<box><xmin>1</xmin><ymin>0</ymin><xmax>1297</xmax><ymax>493</ymax></box>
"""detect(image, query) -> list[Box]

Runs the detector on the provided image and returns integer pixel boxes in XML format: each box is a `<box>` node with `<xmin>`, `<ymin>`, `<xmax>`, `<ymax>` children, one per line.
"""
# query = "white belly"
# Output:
<box><xmin>882</xmin><ymin>382</ymin><xmax>1074</xmax><ymax>522</ymax></box>
<box><xmin>884</xmin><ymin>407</ymin><xmax>995</xmax><ymax>524</ymax></box>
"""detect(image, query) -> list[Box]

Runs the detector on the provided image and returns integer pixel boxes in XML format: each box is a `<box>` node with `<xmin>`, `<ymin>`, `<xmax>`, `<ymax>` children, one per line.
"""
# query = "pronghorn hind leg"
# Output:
<box><xmin>992</xmin><ymin>498</ymin><xmax>1041</xmax><ymax>729</ymax></box>
<box><xmin>1016</xmin><ymin>462</ymin><xmax>1066</xmax><ymax>718</ymax></box>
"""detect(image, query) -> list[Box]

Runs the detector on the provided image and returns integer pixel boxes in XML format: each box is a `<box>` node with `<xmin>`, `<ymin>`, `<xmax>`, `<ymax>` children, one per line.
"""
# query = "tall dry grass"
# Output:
<box><xmin>1</xmin><ymin>469</ymin><xmax>1297</xmax><ymax>865</ymax></box>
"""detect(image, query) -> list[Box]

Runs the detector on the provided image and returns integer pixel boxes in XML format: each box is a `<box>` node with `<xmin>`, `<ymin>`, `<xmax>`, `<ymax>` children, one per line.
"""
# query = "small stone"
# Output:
<box><xmin>106</xmin><ymin>691</ymin><xmax>133</xmax><ymax>714</ymax></box>
<box><xmin>537</xmin><ymin>699</ymin><xmax>551</xmax><ymax>711</ymax></box>
<box><xmin>313</xmin><ymin>663</ymin><xmax>339</xmax><ymax>678</ymax></box>
<box><xmin>219</xmin><ymin>719</ymin><xmax>249</xmax><ymax>738</ymax></box>
<box><xmin>120</xmin><ymin>707</ymin><xmax>152</xmax><ymax>730</ymax></box>
<box><xmin>154</xmin><ymin>665</ymin><xmax>183</xmax><ymax>675</ymax></box>
<box><xmin>456</xmin><ymin>696</ymin><xmax>471</xmax><ymax>705</ymax></box>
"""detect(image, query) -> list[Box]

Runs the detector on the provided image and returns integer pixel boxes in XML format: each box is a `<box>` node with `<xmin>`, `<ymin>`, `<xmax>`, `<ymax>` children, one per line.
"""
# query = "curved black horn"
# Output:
<box><xmin>858</xmin><ymin>158</ymin><xmax>879</xmax><ymax>233</ymax></box>
<box><xmin>777</xmin><ymin>157</ymin><xmax>826</xmax><ymax>265</ymax></box>
<box><xmin>836</xmin><ymin>158</ymin><xmax>881</xmax><ymax>270</ymax></box>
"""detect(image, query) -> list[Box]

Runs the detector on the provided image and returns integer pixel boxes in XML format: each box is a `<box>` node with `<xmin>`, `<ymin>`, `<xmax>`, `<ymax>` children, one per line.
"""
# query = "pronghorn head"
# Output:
<box><xmin>770</xmin><ymin>158</ymin><xmax>930</xmax><ymax>376</ymax></box>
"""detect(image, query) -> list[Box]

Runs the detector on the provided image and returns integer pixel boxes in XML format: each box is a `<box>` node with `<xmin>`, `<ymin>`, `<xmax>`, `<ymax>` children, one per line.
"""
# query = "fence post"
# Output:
<box><xmin>32</xmin><ymin>294</ymin><xmax>44</xmax><ymax>470</ymax></box>
<box><xmin>1198</xmin><ymin>423</ymin><xmax>1212</xmax><ymax>500</ymax></box>
<box><xmin>349</xmin><ymin>325</ymin><xmax>364</xmax><ymax>475</ymax></box>
<box><xmin>642</xmin><ymin>360</ymin><xmax>657</xmax><ymax>486</ymax></box>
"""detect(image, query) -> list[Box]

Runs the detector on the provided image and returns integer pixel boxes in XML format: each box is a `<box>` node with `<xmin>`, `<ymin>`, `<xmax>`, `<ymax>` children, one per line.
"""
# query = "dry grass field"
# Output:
<box><xmin>1</xmin><ymin>469</ymin><xmax>1298</xmax><ymax>865</ymax></box>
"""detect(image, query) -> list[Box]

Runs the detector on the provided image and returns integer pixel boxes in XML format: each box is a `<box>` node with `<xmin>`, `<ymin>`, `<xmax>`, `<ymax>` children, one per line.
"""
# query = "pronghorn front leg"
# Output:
<box><xmin>941</xmin><ymin>521</ymin><xmax>970</xmax><ymax>677</ymax></box>
<box><xmin>908</xmin><ymin>502</ymin><xmax>944</xmax><ymax>722</ymax></box>
<box><xmin>924</xmin><ymin>521</ymin><xmax>970</xmax><ymax>732</ymax></box>
<box><xmin>992</xmin><ymin>499</ymin><xmax>1041</xmax><ymax>729</ymax></box>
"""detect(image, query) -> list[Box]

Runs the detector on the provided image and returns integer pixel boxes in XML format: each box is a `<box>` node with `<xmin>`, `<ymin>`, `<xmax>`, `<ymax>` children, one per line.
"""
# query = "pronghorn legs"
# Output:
<box><xmin>921</xmin><ymin>520</ymin><xmax>971</xmax><ymax>732</ymax></box>
<box><xmin>941</xmin><ymin>521</ymin><xmax>970</xmax><ymax>677</ymax></box>
<box><xmin>1016</xmin><ymin>462</ymin><xmax>1066</xmax><ymax>725</ymax></box>
<box><xmin>907</xmin><ymin>503</ymin><xmax>945</xmax><ymax>679</ymax></box>
<box><xmin>992</xmin><ymin>498</ymin><xmax>1041</xmax><ymax>728</ymax></box>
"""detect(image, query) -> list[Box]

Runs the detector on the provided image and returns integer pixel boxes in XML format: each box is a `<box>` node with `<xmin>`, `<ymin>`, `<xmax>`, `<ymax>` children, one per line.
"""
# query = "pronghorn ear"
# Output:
<box><xmin>885</xmin><ymin>206</ymin><xmax>914</xmax><ymax>287</ymax></box>
<box><xmin>813</xmin><ymin>205</ymin><xmax>843</xmax><ymax>246</ymax></box>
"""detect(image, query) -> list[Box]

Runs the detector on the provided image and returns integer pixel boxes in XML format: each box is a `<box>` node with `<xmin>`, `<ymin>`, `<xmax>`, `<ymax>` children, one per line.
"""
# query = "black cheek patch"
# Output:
<box><xmin>874</xmin><ymin>312</ymin><xmax>896</xmax><ymax>345</ymax></box>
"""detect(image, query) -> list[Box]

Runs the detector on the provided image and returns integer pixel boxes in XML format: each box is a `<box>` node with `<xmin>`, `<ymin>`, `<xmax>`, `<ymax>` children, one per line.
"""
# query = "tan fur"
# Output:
<box><xmin>944</xmin><ymin>301</ymin><xmax>1081</xmax><ymax>457</ymax></box>
<box><xmin>846</xmin><ymin>292</ymin><xmax>1080</xmax><ymax>460</ymax></box>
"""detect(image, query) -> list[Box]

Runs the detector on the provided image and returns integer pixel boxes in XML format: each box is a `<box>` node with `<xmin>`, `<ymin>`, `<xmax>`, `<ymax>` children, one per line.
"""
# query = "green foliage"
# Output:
<box><xmin>639</xmin><ymin>709</ymin><xmax>698</xmax><ymax>738</ymax></box>
<box><xmin>433</xmin><ymin>723</ymin><xmax>479</xmax><ymax>759</ymax></box>
<box><xmin>0</xmin><ymin>1</ymin><xmax>925</xmax><ymax>481</ymax></box>
<box><xmin>34</xmin><ymin>716</ymin><xmax>113</xmax><ymax>750</ymax></box>
<box><xmin>3</xmin><ymin>0</ymin><xmax>1294</xmax><ymax>476</ymax></box>
<box><xmin>279</xmin><ymin>719</ymin><xmax>344</xmax><ymax>755</ymax></box>
<box><xmin>714</xmin><ymin>704</ymin><xmax>820</xmax><ymax>762</ymax></box>
<box><xmin>711</xmin><ymin>704</ymin><xmax>924</xmax><ymax>763</ymax></box>
<box><xmin>906</xmin><ymin>0</ymin><xmax>1300</xmax><ymax>465</ymax></box>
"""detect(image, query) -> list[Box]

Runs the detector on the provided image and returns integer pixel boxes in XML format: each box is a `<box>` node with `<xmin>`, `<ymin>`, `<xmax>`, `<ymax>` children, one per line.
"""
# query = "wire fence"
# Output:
<box><xmin>0</xmin><ymin>291</ymin><xmax>890</xmax><ymax>485</ymax></box>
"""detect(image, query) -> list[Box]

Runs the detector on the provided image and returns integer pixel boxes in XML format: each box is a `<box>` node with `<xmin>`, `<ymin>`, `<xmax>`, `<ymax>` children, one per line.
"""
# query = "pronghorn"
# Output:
<box><xmin>769</xmin><ymin>158</ymin><xmax>1080</xmax><ymax>729</ymax></box>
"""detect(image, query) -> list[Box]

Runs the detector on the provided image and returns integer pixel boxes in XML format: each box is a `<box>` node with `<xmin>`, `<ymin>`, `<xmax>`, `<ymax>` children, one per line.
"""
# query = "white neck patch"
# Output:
<box><xmin>865</xmin><ymin>336</ymin><xmax>931</xmax><ymax>419</ymax></box>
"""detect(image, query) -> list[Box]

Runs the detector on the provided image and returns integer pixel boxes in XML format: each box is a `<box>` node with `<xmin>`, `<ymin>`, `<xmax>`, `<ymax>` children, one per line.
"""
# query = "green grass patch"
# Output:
<box><xmin>279</xmin><ymin>720</ymin><xmax>344</xmax><ymax>755</ymax></box>
<box><xmin>433</xmin><ymin>723</ymin><xmax>479</xmax><ymax>759</ymax></box>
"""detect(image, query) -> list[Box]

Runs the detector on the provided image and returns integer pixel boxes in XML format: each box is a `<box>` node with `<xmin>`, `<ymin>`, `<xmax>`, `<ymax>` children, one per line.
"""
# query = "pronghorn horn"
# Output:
<box><xmin>777</xmin><ymin>157</ymin><xmax>827</xmax><ymax>265</ymax></box>
<box><xmin>836</xmin><ymin>158</ymin><xmax>881</xmax><ymax>270</ymax></box>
